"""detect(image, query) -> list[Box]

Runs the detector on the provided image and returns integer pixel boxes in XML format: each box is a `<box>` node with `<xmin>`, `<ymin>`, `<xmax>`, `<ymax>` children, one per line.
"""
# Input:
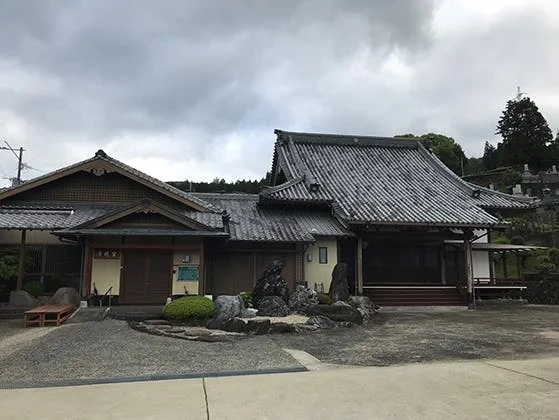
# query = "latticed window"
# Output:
<box><xmin>23</xmin><ymin>245</ymin><xmax>82</xmax><ymax>292</ymax></box>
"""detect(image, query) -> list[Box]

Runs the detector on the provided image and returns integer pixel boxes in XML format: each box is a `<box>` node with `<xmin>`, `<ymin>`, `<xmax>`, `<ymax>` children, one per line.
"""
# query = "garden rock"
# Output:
<box><xmin>246</xmin><ymin>319</ymin><xmax>271</xmax><ymax>335</ymax></box>
<box><xmin>241</xmin><ymin>308</ymin><xmax>258</xmax><ymax>318</ymax></box>
<box><xmin>208</xmin><ymin>295</ymin><xmax>244</xmax><ymax>329</ymax></box>
<box><xmin>328</xmin><ymin>263</ymin><xmax>349</xmax><ymax>302</ymax></box>
<box><xmin>257</xmin><ymin>296</ymin><xmax>290</xmax><ymax>317</ymax></box>
<box><xmin>8</xmin><ymin>290</ymin><xmax>37</xmax><ymax>307</ymax></box>
<box><xmin>252</xmin><ymin>260</ymin><xmax>289</xmax><ymax>305</ymax></box>
<box><xmin>333</xmin><ymin>300</ymin><xmax>351</xmax><ymax>307</ymax></box>
<box><xmin>49</xmin><ymin>287</ymin><xmax>81</xmax><ymax>306</ymax></box>
<box><xmin>350</xmin><ymin>296</ymin><xmax>376</xmax><ymax>320</ymax></box>
<box><xmin>288</xmin><ymin>285</ymin><xmax>319</xmax><ymax>312</ymax></box>
<box><xmin>306</xmin><ymin>315</ymin><xmax>337</xmax><ymax>329</ymax></box>
<box><xmin>221</xmin><ymin>317</ymin><xmax>247</xmax><ymax>333</ymax></box>
<box><xmin>269</xmin><ymin>322</ymin><xmax>296</xmax><ymax>334</ymax></box>
<box><xmin>303</xmin><ymin>304</ymin><xmax>363</xmax><ymax>325</ymax></box>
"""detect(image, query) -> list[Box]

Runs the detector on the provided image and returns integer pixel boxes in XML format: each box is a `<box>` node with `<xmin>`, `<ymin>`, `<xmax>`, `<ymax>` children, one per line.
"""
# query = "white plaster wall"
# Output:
<box><xmin>172</xmin><ymin>250</ymin><xmax>200</xmax><ymax>295</ymax></box>
<box><xmin>91</xmin><ymin>258</ymin><xmax>121</xmax><ymax>295</ymax></box>
<box><xmin>473</xmin><ymin>229</ymin><xmax>488</xmax><ymax>243</ymax></box>
<box><xmin>305</xmin><ymin>238</ymin><xmax>338</xmax><ymax>293</ymax></box>
<box><xmin>0</xmin><ymin>230</ymin><xmax>61</xmax><ymax>245</ymax></box>
<box><xmin>472</xmin><ymin>250</ymin><xmax>491</xmax><ymax>281</ymax></box>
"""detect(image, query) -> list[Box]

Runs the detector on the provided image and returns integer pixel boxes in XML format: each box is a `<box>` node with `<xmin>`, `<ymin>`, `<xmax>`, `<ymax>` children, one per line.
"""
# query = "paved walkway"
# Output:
<box><xmin>1</xmin><ymin>357</ymin><xmax>558</xmax><ymax>419</ymax></box>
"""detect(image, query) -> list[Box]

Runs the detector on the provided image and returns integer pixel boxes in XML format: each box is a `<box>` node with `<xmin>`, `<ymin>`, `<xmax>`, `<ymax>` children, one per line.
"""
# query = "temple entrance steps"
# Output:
<box><xmin>363</xmin><ymin>286</ymin><xmax>467</xmax><ymax>307</ymax></box>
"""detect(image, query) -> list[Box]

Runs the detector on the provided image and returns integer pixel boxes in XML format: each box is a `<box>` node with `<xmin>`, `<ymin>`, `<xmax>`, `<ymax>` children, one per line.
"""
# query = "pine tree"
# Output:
<box><xmin>496</xmin><ymin>97</ymin><xmax>552</xmax><ymax>171</ymax></box>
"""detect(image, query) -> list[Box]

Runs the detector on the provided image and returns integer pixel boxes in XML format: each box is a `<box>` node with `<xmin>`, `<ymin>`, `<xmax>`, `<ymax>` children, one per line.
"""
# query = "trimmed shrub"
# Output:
<box><xmin>162</xmin><ymin>296</ymin><xmax>214</xmax><ymax>321</ymax></box>
<box><xmin>23</xmin><ymin>281</ymin><xmax>45</xmax><ymax>297</ymax></box>
<box><xmin>239</xmin><ymin>291</ymin><xmax>253</xmax><ymax>308</ymax></box>
<box><xmin>525</xmin><ymin>276</ymin><xmax>559</xmax><ymax>304</ymax></box>
<box><xmin>316</xmin><ymin>292</ymin><xmax>332</xmax><ymax>305</ymax></box>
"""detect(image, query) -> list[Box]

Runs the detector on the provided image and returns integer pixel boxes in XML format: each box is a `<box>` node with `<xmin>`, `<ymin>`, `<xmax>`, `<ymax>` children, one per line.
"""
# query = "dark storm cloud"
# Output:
<box><xmin>3</xmin><ymin>1</ymin><xmax>555</xmax><ymax>185</ymax></box>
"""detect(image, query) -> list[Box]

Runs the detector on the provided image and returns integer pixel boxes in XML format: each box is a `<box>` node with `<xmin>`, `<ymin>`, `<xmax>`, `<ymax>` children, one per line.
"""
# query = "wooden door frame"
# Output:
<box><xmin>119</xmin><ymin>249</ymin><xmax>174</xmax><ymax>304</ymax></box>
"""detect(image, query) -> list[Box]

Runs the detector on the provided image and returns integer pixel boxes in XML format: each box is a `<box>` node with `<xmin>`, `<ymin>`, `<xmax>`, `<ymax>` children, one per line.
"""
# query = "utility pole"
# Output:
<box><xmin>1</xmin><ymin>142</ymin><xmax>25</xmax><ymax>185</ymax></box>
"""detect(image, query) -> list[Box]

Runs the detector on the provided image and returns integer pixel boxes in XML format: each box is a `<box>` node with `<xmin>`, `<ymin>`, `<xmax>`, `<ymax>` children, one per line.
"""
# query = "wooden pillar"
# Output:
<box><xmin>515</xmin><ymin>251</ymin><xmax>521</xmax><ymax>279</ymax></box>
<box><xmin>198</xmin><ymin>239</ymin><xmax>205</xmax><ymax>296</ymax></box>
<box><xmin>82</xmin><ymin>241</ymin><xmax>93</xmax><ymax>296</ymax></box>
<box><xmin>502</xmin><ymin>252</ymin><xmax>508</xmax><ymax>280</ymax></box>
<box><xmin>489</xmin><ymin>250</ymin><xmax>495</xmax><ymax>284</ymax></box>
<box><xmin>440</xmin><ymin>245</ymin><xmax>447</xmax><ymax>285</ymax></box>
<box><xmin>16</xmin><ymin>229</ymin><xmax>27</xmax><ymax>290</ymax></box>
<box><xmin>464</xmin><ymin>230</ymin><xmax>474</xmax><ymax>309</ymax></box>
<box><xmin>356</xmin><ymin>237</ymin><xmax>363</xmax><ymax>295</ymax></box>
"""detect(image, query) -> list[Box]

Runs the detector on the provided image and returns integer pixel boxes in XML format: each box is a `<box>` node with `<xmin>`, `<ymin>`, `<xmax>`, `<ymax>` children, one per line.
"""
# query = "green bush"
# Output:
<box><xmin>23</xmin><ymin>281</ymin><xmax>45</xmax><ymax>297</ymax></box>
<box><xmin>162</xmin><ymin>296</ymin><xmax>214</xmax><ymax>321</ymax></box>
<box><xmin>239</xmin><ymin>291</ymin><xmax>252</xmax><ymax>308</ymax></box>
<box><xmin>525</xmin><ymin>276</ymin><xmax>559</xmax><ymax>304</ymax></box>
<box><xmin>316</xmin><ymin>292</ymin><xmax>332</xmax><ymax>305</ymax></box>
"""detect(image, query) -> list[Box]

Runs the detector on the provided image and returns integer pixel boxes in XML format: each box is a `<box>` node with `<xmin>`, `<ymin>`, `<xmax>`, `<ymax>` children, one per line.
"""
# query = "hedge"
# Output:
<box><xmin>162</xmin><ymin>296</ymin><xmax>214</xmax><ymax>321</ymax></box>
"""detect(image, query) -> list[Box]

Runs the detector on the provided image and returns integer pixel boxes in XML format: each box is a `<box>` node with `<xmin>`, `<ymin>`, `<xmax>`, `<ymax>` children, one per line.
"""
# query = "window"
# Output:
<box><xmin>319</xmin><ymin>247</ymin><xmax>328</xmax><ymax>264</ymax></box>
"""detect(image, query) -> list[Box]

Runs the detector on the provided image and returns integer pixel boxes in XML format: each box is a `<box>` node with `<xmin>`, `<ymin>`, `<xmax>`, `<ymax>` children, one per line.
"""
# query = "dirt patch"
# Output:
<box><xmin>272</xmin><ymin>305</ymin><xmax>559</xmax><ymax>367</ymax></box>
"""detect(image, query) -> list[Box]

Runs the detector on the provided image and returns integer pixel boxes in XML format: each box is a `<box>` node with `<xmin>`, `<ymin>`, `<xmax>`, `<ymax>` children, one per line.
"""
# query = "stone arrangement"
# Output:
<box><xmin>251</xmin><ymin>260</ymin><xmax>290</xmax><ymax>306</ymax></box>
<box><xmin>132</xmin><ymin>261</ymin><xmax>378</xmax><ymax>340</ymax></box>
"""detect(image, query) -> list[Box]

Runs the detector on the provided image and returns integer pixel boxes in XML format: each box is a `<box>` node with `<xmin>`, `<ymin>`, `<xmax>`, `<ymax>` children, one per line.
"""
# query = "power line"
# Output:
<box><xmin>0</xmin><ymin>141</ymin><xmax>25</xmax><ymax>185</ymax></box>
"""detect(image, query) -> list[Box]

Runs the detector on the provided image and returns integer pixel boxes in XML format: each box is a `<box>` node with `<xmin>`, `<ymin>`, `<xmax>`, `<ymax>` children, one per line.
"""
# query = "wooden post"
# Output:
<box><xmin>515</xmin><ymin>251</ymin><xmax>521</xmax><ymax>279</ymax></box>
<box><xmin>502</xmin><ymin>252</ymin><xmax>508</xmax><ymax>280</ymax></box>
<box><xmin>16</xmin><ymin>229</ymin><xmax>27</xmax><ymax>290</ymax></box>
<box><xmin>440</xmin><ymin>246</ymin><xmax>447</xmax><ymax>285</ymax></box>
<box><xmin>198</xmin><ymin>239</ymin><xmax>205</xmax><ymax>296</ymax></box>
<box><xmin>356</xmin><ymin>237</ymin><xmax>363</xmax><ymax>295</ymax></box>
<box><xmin>464</xmin><ymin>230</ymin><xmax>474</xmax><ymax>309</ymax></box>
<box><xmin>82</xmin><ymin>241</ymin><xmax>93</xmax><ymax>296</ymax></box>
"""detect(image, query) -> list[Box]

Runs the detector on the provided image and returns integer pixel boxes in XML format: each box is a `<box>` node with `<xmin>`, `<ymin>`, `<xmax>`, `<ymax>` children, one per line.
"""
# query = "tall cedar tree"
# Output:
<box><xmin>496</xmin><ymin>97</ymin><xmax>552</xmax><ymax>171</ymax></box>
<box><xmin>482</xmin><ymin>141</ymin><xmax>499</xmax><ymax>170</ymax></box>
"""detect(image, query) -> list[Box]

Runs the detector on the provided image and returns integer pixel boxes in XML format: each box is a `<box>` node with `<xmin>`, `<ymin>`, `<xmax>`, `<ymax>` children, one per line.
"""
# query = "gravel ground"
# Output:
<box><xmin>3</xmin><ymin>305</ymin><xmax>559</xmax><ymax>387</ymax></box>
<box><xmin>0</xmin><ymin>319</ymin><xmax>301</xmax><ymax>388</ymax></box>
<box><xmin>272</xmin><ymin>305</ymin><xmax>559</xmax><ymax>366</ymax></box>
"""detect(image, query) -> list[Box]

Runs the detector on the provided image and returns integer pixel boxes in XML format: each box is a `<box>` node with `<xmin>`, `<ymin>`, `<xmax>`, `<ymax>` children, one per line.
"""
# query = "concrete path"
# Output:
<box><xmin>1</xmin><ymin>357</ymin><xmax>558</xmax><ymax>419</ymax></box>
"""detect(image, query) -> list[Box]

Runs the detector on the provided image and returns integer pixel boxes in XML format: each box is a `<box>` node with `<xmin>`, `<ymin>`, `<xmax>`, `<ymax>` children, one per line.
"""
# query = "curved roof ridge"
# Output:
<box><xmin>260</xmin><ymin>176</ymin><xmax>305</xmax><ymax>195</ymax></box>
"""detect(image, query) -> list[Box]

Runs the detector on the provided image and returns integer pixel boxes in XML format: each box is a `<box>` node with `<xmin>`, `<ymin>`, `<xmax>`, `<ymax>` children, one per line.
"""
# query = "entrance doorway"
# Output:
<box><xmin>121</xmin><ymin>250</ymin><xmax>172</xmax><ymax>304</ymax></box>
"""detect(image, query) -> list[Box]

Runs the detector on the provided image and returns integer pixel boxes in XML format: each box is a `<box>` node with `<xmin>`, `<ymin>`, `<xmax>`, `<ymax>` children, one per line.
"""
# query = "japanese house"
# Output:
<box><xmin>0</xmin><ymin>130</ymin><xmax>536</xmax><ymax>306</ymax></box>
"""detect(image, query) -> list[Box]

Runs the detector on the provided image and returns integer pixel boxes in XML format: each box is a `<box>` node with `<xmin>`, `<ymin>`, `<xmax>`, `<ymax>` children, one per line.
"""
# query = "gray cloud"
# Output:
<box><xmin>0</xmin><ymin>0</ymin><xmax>556</xmax><ymax>186</ymax></box>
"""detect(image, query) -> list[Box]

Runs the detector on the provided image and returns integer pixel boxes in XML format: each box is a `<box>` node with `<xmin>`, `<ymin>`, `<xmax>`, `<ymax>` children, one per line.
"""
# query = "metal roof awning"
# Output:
<box><xmin>445</xmin><ymin>240</ymin><xmax>546</xmax><ymax>252</ymax></box>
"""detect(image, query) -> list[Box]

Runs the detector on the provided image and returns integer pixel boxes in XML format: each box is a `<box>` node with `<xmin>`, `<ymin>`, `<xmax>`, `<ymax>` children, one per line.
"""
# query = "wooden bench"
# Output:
<box><xmin>24</xmin><ymin>305</ymin><xmax>75</xmax><ymax>328</ymax></box>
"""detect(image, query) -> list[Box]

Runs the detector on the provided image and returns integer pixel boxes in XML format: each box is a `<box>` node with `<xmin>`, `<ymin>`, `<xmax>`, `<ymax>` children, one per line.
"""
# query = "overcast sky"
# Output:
<box><xmin>0</xmin><ymin>0</ymin><xmax>557</xmax><ymax>186</ymax></box>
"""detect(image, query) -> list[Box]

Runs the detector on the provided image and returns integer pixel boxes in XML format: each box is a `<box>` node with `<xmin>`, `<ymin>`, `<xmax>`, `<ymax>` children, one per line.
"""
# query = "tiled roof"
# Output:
<box><xmin>264</xmin><ymin>130</ymin><xmax>536</xmax><ymax>228</ymax></box>
<box><xmin>193</xmin><ymin>193</ymin><xmax>352</xmax><ymax>242</ymax></box>
<box><xmin>0</xmin><ymin>202</ymin><xmax>123</xmax><ymax>230</ymax></box>
<box><xmin>0</xmin><ymin>150</ymin><xmax>220</xmax><ymax>213</ymax></box>
<box><xmin>184</xmin><ymin>211</ymin><xmax>224</xmax><ymax>229</ymax></box>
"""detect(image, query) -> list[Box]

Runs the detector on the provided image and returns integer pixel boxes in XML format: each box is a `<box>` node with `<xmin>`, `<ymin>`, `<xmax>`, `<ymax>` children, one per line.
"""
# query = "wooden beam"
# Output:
<box><xmin>356</xmin><ymin>237</ymin><xmax>363</xmax><ymax>295</ymax></box>
<box><xmin>16</xmin><ymin>229</ymin><xmax>27</xmax><ymax>290</ymax></box>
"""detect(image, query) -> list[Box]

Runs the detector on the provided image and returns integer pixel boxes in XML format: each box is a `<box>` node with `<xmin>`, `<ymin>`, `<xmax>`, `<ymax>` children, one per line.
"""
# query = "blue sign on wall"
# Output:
<box><xmin>177</xmin><ymin>265</ymin><xmax>200</xmax><ymax>281</ymax></box>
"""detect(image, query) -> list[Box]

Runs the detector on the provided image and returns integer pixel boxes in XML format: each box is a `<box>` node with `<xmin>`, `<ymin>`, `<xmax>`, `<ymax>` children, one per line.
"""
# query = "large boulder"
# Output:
<box><xmin>288</xmin><ymin>285</ymin><xmax>319</xmax><ymax>312</ymax></box>
<box><xmin>207</xmin><ymin>295</ymin><xmax>244</xmax><ymax>329</ymax></box>
<box><xmin>303</xmin><ymin>304</ymin><xmax>363</xmax><ymax>325</ymax></box>
<box><xmin>306</xmin><ymin>315</ymin><xmax>337</xmax><ymax>329</ymax></box>
<box><xmin>48</xmin><ymin>287</ymin><xmax>80</xmax><ymax>306</ymax></box>
<box><xmin>328</xmin><ymin>263</ymin><xmax>349</xmax><ymax>303</ymax></box>
<box><xmin>257</xmin><ymin>296</ymin><xmax>290</xmax><ymax>317</ymax></box>
<box><xmin>9</xmin><ymin>290</ymin><xmax>37</xmax><ymax>308</ymax></box>
<box><xmin>350</xmin><ymin>296</ymin><xmax>376</xmax><ymax>320</ymax></box>
<box><xmin>252</xmin><ymin>261</ymin><xmax>289</xmax><ymax>306</ymax></box>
